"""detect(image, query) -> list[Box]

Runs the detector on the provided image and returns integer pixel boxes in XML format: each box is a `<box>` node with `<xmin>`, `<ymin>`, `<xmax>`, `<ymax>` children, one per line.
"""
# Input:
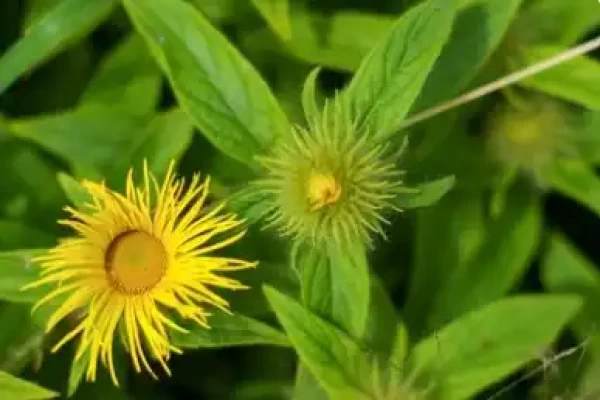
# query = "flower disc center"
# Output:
<box><xmin>105</xmin><ymin>231</ymin><xmax>167</xmax><ymax>295</ymax></box>
<box><xmin>504</xmin><ymin>117</ymin><xmax>542</xmax><ymax>146</ymax></box>
<box><xmin>308</xmin><ymin>172</ymin><xmax>341</xmax><ymax>211</ymax></box>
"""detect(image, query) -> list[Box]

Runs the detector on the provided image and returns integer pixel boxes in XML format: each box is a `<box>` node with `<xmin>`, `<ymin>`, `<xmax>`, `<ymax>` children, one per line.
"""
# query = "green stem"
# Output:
<box><xmin>399</xmin><ymin>35</ymin><xmax>600</xmax><ymax>130</ymax></box>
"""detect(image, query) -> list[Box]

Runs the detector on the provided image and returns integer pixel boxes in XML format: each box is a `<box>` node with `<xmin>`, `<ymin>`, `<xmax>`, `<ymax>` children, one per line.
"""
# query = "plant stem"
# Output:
<box><xmin>399</xmin><ymin>35</ymin><xmax>600</xmax><ymax>130</ymax></box>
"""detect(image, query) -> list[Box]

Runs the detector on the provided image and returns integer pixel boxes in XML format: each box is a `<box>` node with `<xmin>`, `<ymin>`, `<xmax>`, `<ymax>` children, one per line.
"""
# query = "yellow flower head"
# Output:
<box><xmin>24</xmin><ymin>161</ymin><xmax>256</xmax><ymax>385</ymax></box>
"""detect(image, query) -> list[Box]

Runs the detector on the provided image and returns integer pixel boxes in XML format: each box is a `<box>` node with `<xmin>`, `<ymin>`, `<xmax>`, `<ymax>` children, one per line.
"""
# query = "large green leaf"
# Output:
<box><xmin>264</xmin><ymin>286</ymin><xmax>371</xmax><ymax>399</ymax></box>
<box><xmin>278</xmin><ymin>11</ymin><xmax>394</xmax><ymax>73</ymax></box>
<box><xmin>108</xmin><ymin>108</ymin><xmax>194</xmax><ymax>187</ymax></box>
<box><xmin>22</xmin><ymin>0</ymin><xmax>64</xmax><ymax>29</ymax></box>
<box><xmin>251</xmin><ymin>0</ymin><xmax>291</xmax><ymax>40</ymax></box>
<box><xmin>517</xmin><ymin>46</ymin><xmax>600</xmax><ymax>111</ymax></box>
<box><xmin>122</xmin><ymin>0</ymin><xmax>290</xmax><ymax>168</ymax></box>
<box><xmin>7</xmin><ymin>108</ymin><xmax>146</xmax><ymax>176</ymax></box>
<box><xmin>413</xmin><ymin>0</ymin><xmax>522</xmax><ymax>111</ymax></box>
<box><xmin>430</xmin><ymin>181</ymin><xmax>541</xmax><ymax>328</ymax></box>
<box><xmin>170</xmin><ymin>311</ymin><xmax>290</xmax><ymax>349</ymax></box>
<box><xmin>79</xmin><ymin>34</ymin><xmax>161</xmax><ymax>117</ymax></box>
<box><xmin>0</xmin><ymin>249</ymin><xmax>47</xmax><ymax>304</ymax></box>
<box><xmin>405</xmin><ymin>189</ymin><xmax>486</xmax><ymax>337</ymax></box>
<box><xmin>0</xmin><ymin>372</ymin><xmax>57</xmax><ymax>399</ymax></box>
<box><xmin>292</xmin><ymin>366</ymin><xmax>329</xmax><ymax>400</ymax></box>
<box><xmin>343</xmin><ymin>0</ymin><xmax>455</xmax><ymax>140</ymax></box>
<box><xmin>33</xmin><ymin>109</ymin><xmax>192</xmax><ymax>190</ymax></box>
<box><xmin>363</xmin><ymin>277</ymin><xmax>401</xmax><ymax>357</ymax></box>
<box><xmin>0</xmin><ymin>0</ymin><xmax>117</xmax><ymax>93</ymax></box>
<box><xmin>298</xmin><ymin>243</ymin><xmax>370</xmax><ymax>339</ymax></box>
<box><xmin>520</xmin><ymin>0</ymin><xmax>600</xmax><ymax>45</ymax></box>
<box><xmin>412</xmin><ymin>295</ymin><xmax>582</xmax><ymax>400</ymax></box>
<box><xmin>550</xmin><ymin>158</ymin><xmax>600</xmax><ymax>218</ymax></box>
<box><xmin>270</xmin><ymin>0</ymin><xmax>518</xmax><ymax>81</ymax></box>
<box><xmin>189</xmin><ymin>0</ymin><xmax>239</xmax><ymax>24</ymax></box>
<box><xmin>0</xmin><ymin>220</ymin><xmax>53</xmax><ymax>250</ymax></box>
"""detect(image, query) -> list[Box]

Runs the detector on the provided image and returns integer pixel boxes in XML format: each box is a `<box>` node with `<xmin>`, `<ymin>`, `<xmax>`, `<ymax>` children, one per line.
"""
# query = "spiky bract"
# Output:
<box><xmin>253</xmin><ymin>96</ymin><xmax>409</xmax><ymax>247</ymax></box>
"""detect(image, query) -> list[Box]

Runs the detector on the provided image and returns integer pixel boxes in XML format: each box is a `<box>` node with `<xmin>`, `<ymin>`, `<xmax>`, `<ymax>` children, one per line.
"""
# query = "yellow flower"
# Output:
<box><xmin>23</xmin><ymin>161</ymin><xmax>256</xmax><ymax>385</ymax></box>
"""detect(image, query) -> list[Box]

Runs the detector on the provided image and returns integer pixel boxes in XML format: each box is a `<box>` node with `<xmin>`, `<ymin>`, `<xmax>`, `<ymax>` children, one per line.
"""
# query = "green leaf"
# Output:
<box><xmin>127</xmin><ymin>109</ymin><xmax>193</xmax><ymax>178</ymax></box>
<box><xmin>0</xmin><ymin>249</ymin><xmax>47</xmax><ymax>304</ymax></box>
<box><xmin>224</xmin><ymin>258</ymin><xmax>300</xmax><ymax>318</ymax></box>
<box><xmin>170</xmin><ymin>311</ymin><xmax>290</xmax><ymax>349</ymax></box>
<box><xmin>0</xmin><ymin>143</ymin><xmax>65</xmax><ymax>228</ymax></box>
<box><xmin>0</xmin><ymin>0</ymin><xmax>117</xmax><ymax>93</ymax></box>
<box><xmin>298</xmin><ymin>243</ymin><xmax>370</xmax><ymax>339</ymax></box>
<box><xmin>301</xmin><ymin>67</ymin><xmax>322</xmax><ymax>131</ymax></box>
<box><xmin>541</xmin><ymin>233</ymin><xmax>600</xmax><ymax>393</ymax></box>
<box><xmin>263</xmin><ymin>286</ymin><xmax>370</xmax><ymax>399</ymax></box>
<box><xmin>57</xmin><ymin>173</ymin><xmax>92</xmax><ymax>210</ymax></box>
<box><xmin>122</xmin><ymin>0</ymin><xmax>290</xmax><ymax>168</ymax></box>
<box><xmin>405</xmin><ymin>189</ymin><xmax>486</xmax><ymax>337</ymax></box>
<box><xmin>278</xmin><ymin>11</ymin><xmax>394</xmax><ymax>73</ymax></box>
<box><xmin>273</xmin><ymin>0</ymin><xmax>518</xmax><ymax>78</ymax></box>
<box><xmin>251</xmin><ymin>0</ymin><xmax>291</xmax><ymax>40</ymax></box>
<box><xmin>0</xmin><ymin>220</ymin><xmax>53</xmax><ymax>250</ymax></box>
<box><xmin>108</xmin><ymin>108</ymin><xmax>194</xmax><ymax>187</ymax></box>
<box><xmin>23</xmin><ymin>109</ymin><xmax>191</xmax><ymax>190</ymax></box>
<box><xmin>542</xmin><ymin>233</ymin><xmax>600</xmax><ymax>291</ymax></box>
<box><xmin>389</xmin><ymin>322</ymin><xmax>409</xmax><ymax>368</ymax></box>
<box><xmin>189</xmin><ymin>0</ymin><xmax>239</xmax><ymax>24</ymax></box>
<box><xmin>292</xmin><ymin>366</ymin><xmax>329</xmax><ymax>400</ymax></box>
<box><xmin>520</xmin><ymin>0</ymin><xmax>600</xmax><ymax>45</ymax></box>
<box><xmin>233</xmin><ymin>381</ymin><xmax>291</xmax><ymax>400</ymax></box>
<box><xmin>431</xmin><ymin>181</ymin><xmax>542</xmax><ymax>328</ymax></box>
<box><xmin>413</xmin><ymin>0</ymin><xmax>522</xmax><ymax>111</ymax></box>
<box><xmin>395</xmin><ymin>175</ymin><xmax>455</xmax><ymax>209</ymax></box>
<box><xmin>22</xmin><ymin>0</ymin><xmax>64</xmax><ymax>29</ymax></box>
<box><xmin>550</xmin><ymin>158</ymin><xmax>600</xmax><ymax>218</ymax></box>
<box><xmin>7</xmin><ymin>108</ymin><xmax>146</xmax><ymax>175</ymax></box>
<box><xmin>517</xmin><ymin>46</ymin><xmax>600</xmax><ymax>110</ymax></box>
<box><xmin>343</xmin><ymin>0</ymin><xmax>455</xmax><ymax>140</ymax></box>
<box><xmin>0</xmin><ymin>304</ymin><xmax>44</xmax><ymax>374</ymax></box>
<box><xmin>576</xmin><ymin>111</ymin><xmax>600</xmax><ymax>165</ymax></box>
<box><xmin>79</xmin><ymin>34</ymin><xmax>161</xmax><ymax>116</ymax></box>
<box><xmin>67</xmin><ymin>350</ymin><xmax>89</xmax><ymax>398</ymax></box>
<box><xmin>0</xmin><ymin>371</ymin><xmax>58</xmax><ymax>399</ymax></box>
<box><xmin>363</xmin><ymin>277</ymin><xmax>400</xmax><ymax>357</ymax></box>
<box><xmin>411</xmin><ymin>295</ymin><xmax>582</xmax><ymax>400</ymax></box>
<box><xmin>68</xmin><ymin>346</ymin><xmax>129</xmax><ymax>399</ymax></box>
<box><xmin>409</xmin><ymin>113</ymin><xmax>495</xmax><ymax>188</ymax></box>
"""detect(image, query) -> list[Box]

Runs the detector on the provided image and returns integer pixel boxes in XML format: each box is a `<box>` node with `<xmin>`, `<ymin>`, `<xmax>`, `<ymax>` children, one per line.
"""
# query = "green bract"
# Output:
<box><xmin>486</xmin><ymin>99</ymin><xmax>573</xmax><ymax>183</ymax></box>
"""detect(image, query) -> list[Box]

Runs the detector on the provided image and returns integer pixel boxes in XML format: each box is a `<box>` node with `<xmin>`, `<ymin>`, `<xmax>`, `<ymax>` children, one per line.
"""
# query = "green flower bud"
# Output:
<box><xmin>250</xmin><ymin>71</ymin><xmax>412</xmax><ymax>248</ymax></box>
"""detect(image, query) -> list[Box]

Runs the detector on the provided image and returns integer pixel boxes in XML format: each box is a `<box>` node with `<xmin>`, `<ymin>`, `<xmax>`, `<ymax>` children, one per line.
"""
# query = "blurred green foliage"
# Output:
<box><xmin>0</xmin><ymin>0</ymin><xmax>600</xmax><ymax>399</ymax></box>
